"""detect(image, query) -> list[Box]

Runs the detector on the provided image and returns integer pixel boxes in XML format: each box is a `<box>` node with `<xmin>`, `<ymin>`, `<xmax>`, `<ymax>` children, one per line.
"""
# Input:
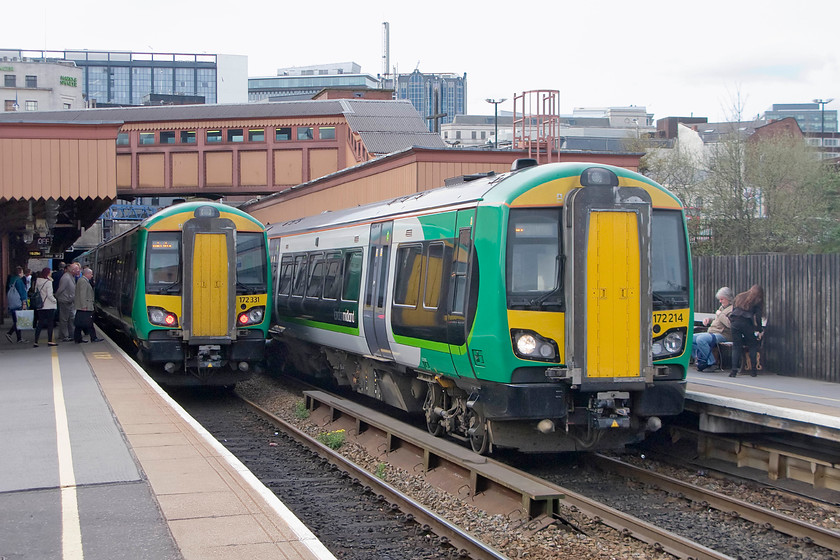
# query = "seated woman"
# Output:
<box><xmin>692</xmin><ymin>287</ymin><xmax>734</xmax><ymax>371</ymax></box>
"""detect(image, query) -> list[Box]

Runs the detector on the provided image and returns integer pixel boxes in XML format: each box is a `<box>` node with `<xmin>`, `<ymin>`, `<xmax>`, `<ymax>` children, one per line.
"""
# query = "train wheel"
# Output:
<box><xmin>467</xmin><ymin>409</ymin><xmax>489</xmax><ymax>455</ymax></box>
<box><xmin>424</xmin><ymin>383</ymin><xmax>445</xmax><ymax>437</ymax></box>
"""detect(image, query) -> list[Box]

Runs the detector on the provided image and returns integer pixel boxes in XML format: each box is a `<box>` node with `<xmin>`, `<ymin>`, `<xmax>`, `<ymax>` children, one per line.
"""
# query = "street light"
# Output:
<box><xmin>812</xmin><ymin>98</ymin><xmax>834</xmax><ymax>135</ymax></box>
<box><xmin>485</xmin><ymin>98</ymin><xmax>507</xmax><ymax>149</ymax></box>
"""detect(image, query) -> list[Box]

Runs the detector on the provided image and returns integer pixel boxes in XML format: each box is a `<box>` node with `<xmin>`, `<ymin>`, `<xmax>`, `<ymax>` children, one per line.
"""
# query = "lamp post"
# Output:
<box><xmin>812</xmin><ymin>98</ymin><xmax>834</xmax><ymax>135</ymax></box>
<box><xmin>485</xmin><ymin>98</ymin><xmax>506</xmax><ymax>149</ymax></box>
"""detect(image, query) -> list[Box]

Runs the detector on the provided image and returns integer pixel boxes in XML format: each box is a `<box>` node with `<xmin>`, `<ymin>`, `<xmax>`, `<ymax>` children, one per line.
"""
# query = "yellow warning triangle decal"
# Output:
<box><xmin>611</xmin><ymin>420</ymin><xmax>619</xmax><ymax>428</ymax></box>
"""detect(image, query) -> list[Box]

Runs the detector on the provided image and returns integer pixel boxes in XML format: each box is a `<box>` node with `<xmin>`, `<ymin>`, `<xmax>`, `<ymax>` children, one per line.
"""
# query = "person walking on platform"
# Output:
<box><xmin>729</xmin><ymin>284</ymin><xmax>764</xmax><ymax>378</ymax></box>
<box><xmin>55</xmin><ymin>262</ymin><xmax>78</xmax><ymax>342</ymax></box>
<box><xmin>693</xmin><ymin>286</ymin><xmax>733</xmax><ymax>371</ymax></box>
<box><xmin>73</xmin><ymin>267</ymin><xmax>101</xmax><ymax>343</ymax></box>
<box><xmin>5</xmin><ymin>266</ymin><xmax>27</xmax><ymax>343</ymax></box>
<box><xmin>32</xmin><ymin>268</ymin><xmax>58</xmax><ymax>347</ymax></box>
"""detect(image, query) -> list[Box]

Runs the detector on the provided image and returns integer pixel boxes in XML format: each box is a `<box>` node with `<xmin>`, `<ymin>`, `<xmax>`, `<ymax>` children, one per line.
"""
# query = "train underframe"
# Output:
<box><xmin>137</xmin><ymin>329</ymin><xmax>265</xmax><ymax>386</ymax></box>
<box><xmin>272</xmin><ymin>338</ymin><xmax>685</xmax><ymax>454</ymax></box>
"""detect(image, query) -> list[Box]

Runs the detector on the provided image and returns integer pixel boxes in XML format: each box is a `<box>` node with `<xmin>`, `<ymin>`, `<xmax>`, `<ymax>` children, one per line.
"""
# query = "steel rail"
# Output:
<box><xmin>506</xmin><ymin>463</ymin><xmax>733</xmax><ymax>560</ymax></box>
<box><xmin>589</xmin><ymin>453</ymin><xmax>840</xmax><ymax>554</ymax></box>
<box><xmin>239</xmin><ymin>395</ymin><xmax>511</xmax><ymax>560</ymax></box>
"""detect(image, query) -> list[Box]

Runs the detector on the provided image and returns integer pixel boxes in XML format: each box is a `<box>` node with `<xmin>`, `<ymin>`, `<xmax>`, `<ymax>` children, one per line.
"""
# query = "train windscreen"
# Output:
<box><xmin>651</xmin><ymin>210</ymin><xmax>689</xmax><ymax>308</ymax></box>
<box><xmin>506</xmin><ymin>208</ymin><xmax>563</xmax><ymax>310</ymax></box>
<box><xmin>146</xmin><ymin>232</ymin><xmax>181</xmax><ymax>293</ymax></box>
<box><xmin>236</xmin><ymin>232</ymin><xmax>267</xmax><ymax>293</ymax></box>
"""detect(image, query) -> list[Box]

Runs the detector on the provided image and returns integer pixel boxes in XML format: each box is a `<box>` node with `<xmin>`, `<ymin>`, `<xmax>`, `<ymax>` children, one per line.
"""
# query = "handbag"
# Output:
<box><xmin>6</xmin><ymin>283</ymin><xmax>22</xmax><ymax>311</ymax></box>
<box><xmin>16</xmin><ymin>309</ymin><xmax>35</xmax><ymax>330</ymax></box>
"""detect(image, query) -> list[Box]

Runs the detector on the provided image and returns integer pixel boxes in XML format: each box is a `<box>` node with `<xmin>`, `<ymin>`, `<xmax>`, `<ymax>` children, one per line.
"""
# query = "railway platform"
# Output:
<box><xmin>0</xmin><ymin>330</ymin><xmax>336</xmax><ymax>560</ymax></box>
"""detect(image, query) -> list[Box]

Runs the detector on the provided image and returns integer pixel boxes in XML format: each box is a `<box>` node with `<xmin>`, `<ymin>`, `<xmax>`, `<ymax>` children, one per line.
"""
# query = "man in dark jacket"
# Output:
<box><xmin>73</xmin><ymin>267</ymin><xmax>101</xmax><ymax>343</ymax></box>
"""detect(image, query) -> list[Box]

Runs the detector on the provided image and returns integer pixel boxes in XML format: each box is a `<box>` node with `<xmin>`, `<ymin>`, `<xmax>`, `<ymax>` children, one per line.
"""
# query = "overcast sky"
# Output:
<box><xmin>7</xmin><ymin>0</ymin><xmax>838</xmax><ymax>123</ymax></box>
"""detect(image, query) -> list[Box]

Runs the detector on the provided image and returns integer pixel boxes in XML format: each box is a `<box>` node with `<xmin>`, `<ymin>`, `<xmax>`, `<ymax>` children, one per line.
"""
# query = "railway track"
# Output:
<box><xmin>257</xmin><ymin>378</ymin><xmax>840</xmax><ymax>560</ymax></box>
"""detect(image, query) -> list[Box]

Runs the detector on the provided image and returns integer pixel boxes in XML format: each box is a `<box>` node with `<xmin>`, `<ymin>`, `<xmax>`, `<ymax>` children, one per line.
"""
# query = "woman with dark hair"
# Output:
<box><xmin>729</xmin><ymin>284</ymin><xmax>765</xmax><ymax>377</ymax></box>
<box><xmin>5</xmin><ymin>266</ymin><xmax>27</xmax><ymax>343</ymax></box>
<box><xmin>33</xmin><ymin>267</ymin><xmax>58</xmax><ymax>347</ymax></box>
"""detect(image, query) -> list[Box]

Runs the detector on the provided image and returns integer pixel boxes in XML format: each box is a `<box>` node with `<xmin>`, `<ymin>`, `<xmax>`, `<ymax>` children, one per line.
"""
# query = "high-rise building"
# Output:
<box><xmin>0</xmin><ymin>49</ymin><xmax>247</xmax><ymax>106</ymax></box>
<box><xmin>763</xmin><ymin>103</ymin><xmax>838</xmax><ymax>133</ymax></box>
<box><xmin>390</xmin><ymin>70</ymin><xmax>467</xmax><ymax>133</ymax></box>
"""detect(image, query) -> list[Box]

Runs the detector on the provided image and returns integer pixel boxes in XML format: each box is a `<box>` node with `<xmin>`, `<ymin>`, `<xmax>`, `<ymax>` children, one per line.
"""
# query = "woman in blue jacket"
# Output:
<box><xmin>5</xmin><ymin>266</ymin><xmax>28</xmax><ymax>343</ymax></box>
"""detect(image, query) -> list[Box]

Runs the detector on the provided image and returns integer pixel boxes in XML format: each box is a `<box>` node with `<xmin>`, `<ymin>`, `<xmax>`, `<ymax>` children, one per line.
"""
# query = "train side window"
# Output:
<box><xmin>268</xmin><ymin>238</ymin><xmax>281</xmax><ymax>278</ymax></box>
<box><xmin>278</xmin><ymin>256</ymin><xmax>295</xmax><ymax>296</ymax></box>
<box><xmin>291</xmin><ymin>254</ymin><xmax>308</xmax><ymax>297</ymax></box>
<box><xmin>423</xmin><ymin>242</ymin><xmax>444</xmax><ymax>309</ymax></box>
<box><xmin>393</xmin><ymin>244</ymin><xmax>423</xmax><ymax>307</ymax></box>
<box><xmin>322</xmin><ymin>254</ymin><xmax>343</xmax><ymax>300</ymax></box>
<box><xmin>342</xmin><ymin>251</ymin><xmax>362</xmax><ymax>302</ymax></box>
<box><xmin>451</xmin><ymin>228</ymin><xmax>472</xmax><ymax>315</ymax></box>
<box><xmin>306</xmin><ymin>255</ymin><xmax>326</xmax><ymax>298</ymax></box>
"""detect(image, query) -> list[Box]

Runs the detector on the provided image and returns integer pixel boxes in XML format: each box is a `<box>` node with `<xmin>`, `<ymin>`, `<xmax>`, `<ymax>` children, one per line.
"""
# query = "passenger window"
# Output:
<box><xmin>323</xmin><ymin>256</ymin><xmax>342</xmax><ymax>300</ymax></box>
<box><xmin>291</xmin><ymin>255</ymin><xmax>308</xmax><ymax>297</ymax></box>
<box><xmin>342</xmin><ymin>251</ymin><xmax>362</xmax><ymax>302</ymax></box>
<box><xmin>394</xmin><ymin>245</ymin><xmax>423</xmax><ymax>307</ymax></box>
<box><xmin>278</xmin><ymin>256</ymin><xmax>295</xmax><ymax>296</ymax></box>
<box><xmin>424</xmin><ymin>243</ymin><xmax>444</xmax><ymax>309</ymax></box>
<box><xmin>306</xmin><ymin>256</ymin><xmax>326</xmax><ymax>298</ymax></box>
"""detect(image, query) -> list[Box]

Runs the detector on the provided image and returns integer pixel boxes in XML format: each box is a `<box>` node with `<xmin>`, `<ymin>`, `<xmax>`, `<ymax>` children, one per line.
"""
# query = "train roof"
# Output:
<box><xmin>266</xmin><ymin>162</ymin><xmax>681</xmax><ymax>237</ymax></box>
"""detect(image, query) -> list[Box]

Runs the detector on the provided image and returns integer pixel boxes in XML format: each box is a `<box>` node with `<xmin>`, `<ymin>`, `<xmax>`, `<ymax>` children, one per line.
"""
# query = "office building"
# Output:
<box><xmin>1</xmin><ymin>57</ymin><xmax>84</xmax><ymax>111</ymax></box>
<box><xmin>763</xmin><ymin>103</ymin><xmax>838</xmax><ymax>133</ymax></box>
<box><xmin>0</xmin><ymin>49</ymin><xmax>247</xmax><ymax>106</ymax></box>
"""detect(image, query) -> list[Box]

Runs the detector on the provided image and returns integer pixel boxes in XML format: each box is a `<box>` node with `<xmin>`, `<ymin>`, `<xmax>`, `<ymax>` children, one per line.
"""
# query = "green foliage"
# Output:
<box><xmin>317</xmin><ymin>429</ymin><xmax>346</xmax><ymax>450</ymax></box>
<box><xmin>293</xmin><ymin>400</ymin><xmax>310</xmax><ymax>419</ymax></box>
<box><xmin>375</xmin><ymin>462</ymin><xmax>387</xmax><ymax>479</ymax></box>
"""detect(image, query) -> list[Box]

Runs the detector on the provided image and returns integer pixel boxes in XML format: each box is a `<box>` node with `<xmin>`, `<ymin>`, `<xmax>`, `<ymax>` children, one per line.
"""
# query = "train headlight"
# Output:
<box><xmin>148</xmin><ymin>306</ymin><xmax>179</xmax><ymax>327</ymax></box>
<box><xmin>512</xmin><ymin>330</ymin><xmax>558</xmax><ymax>362</ymax></box>
<box><xmin>652</xmin><ymin>330</ymin><xmax>685</xmax><ymax>358</ymax></box>
<box><xmin>237</xmin><ymin>306</ymin><xmax>265</xmax><ymax>326</ymax></box>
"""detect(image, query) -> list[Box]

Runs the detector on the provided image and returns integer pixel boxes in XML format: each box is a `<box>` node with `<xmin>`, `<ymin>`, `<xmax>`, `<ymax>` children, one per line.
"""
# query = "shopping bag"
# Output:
<box><xmin>15</xmin><ymin>309</ymin><xmax>34</xmax><ymax>330</ymax></box>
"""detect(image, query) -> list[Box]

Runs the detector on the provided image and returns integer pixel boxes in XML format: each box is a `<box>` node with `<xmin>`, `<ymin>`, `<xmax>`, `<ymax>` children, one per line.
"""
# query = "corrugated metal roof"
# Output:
<box><xmin>0</xmin><ymin>98</ymin><xmax>445</xmax><ymax>155</ymax></box>
<box><xmin>357</xmin><ymin>131</ymin><xmax>446</xmax><ymax>154</ymax></box>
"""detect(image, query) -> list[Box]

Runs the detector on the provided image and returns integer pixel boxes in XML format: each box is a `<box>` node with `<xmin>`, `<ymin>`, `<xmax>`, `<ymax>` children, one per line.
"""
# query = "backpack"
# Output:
<box><xmin>7</xmin><ymin>282</ymin><xmax>22</xmax><ymax>311</ymax></box>
<box><xmin>29</xmin><ymin>281</ymin><xmax>43</xmax><ymax>310</ymax></box>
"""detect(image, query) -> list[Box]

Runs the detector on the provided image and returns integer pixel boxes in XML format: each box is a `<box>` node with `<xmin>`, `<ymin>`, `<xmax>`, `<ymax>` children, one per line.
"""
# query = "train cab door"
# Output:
<box><xmin>446</xmin><ymin>210</ymin><xmax>477</xmax><ymax>378</ymax></box>
<box><xmin>564</xmin><ymin>174</ymin><xmax>653</xmax><ymax>385</ymax></box>
<box><xmin>182</xmin><ymin>213</ymin><xmax>237</xmax><ymax>342</ymax></box>
<box><xmin>363</xmin><ymin>221</ymin><xmax>393</xmax><ymax>359</ymax></box>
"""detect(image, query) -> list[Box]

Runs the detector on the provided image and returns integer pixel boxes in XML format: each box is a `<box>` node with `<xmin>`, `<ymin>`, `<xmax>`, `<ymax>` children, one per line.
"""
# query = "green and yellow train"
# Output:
<box><xmin>81</xmin><ymin>201</ymin><xmax>270</xmax><ymax>386</ymax></box>
<box><xmin>267</xmin><ymin>160</ymin><xmax>692</xmax><ymax>453</ymax></box>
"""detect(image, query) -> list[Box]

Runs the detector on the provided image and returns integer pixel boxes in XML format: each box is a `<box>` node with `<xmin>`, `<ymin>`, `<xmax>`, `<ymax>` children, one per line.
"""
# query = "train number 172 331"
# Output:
<box><xmin>653</xmin><ymin>311</ymin><xmax>684</xmax><ymax>324</ymax></box>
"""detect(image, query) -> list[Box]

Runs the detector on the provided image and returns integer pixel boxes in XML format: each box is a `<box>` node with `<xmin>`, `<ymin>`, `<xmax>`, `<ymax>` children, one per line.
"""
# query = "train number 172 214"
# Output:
<box><xmin>653</xmin><ymin>311</ymin><xmax>684</xmax><ymax>324</ymax></box>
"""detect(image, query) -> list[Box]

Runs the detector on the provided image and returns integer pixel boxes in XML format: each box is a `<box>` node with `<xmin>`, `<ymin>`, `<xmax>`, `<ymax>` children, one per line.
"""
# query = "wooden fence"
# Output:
<box><xmin>693</xmin><ymin>253</ymin><xmax>840</xmax><ymax>382</ymax></box>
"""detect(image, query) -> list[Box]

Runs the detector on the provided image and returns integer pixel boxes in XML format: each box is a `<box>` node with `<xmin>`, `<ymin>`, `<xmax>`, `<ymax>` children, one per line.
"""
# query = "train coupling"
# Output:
<box><xmin>588</xmin><ymin>391</ymin><xmax>632</xmax><ymax>430</ymax></box>
<box><xmin>196</xmin><ymin>344</ymin><xmax>223</xmax><ymax>368</ymax></box>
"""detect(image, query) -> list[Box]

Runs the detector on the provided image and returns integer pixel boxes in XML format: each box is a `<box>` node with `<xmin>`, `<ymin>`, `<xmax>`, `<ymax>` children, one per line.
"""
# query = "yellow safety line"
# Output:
<box><xmin>52</xmin><ymin>348</ymin><xmax>84</xmax><ymax>559</ymax></box>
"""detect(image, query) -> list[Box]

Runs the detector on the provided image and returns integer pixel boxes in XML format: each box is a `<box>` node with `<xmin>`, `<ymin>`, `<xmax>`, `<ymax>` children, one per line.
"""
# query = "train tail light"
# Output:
<box><xmin>148</xmin><ymin>306</ymin><xmax>179</xmax><ymax>327</ymax></box>
<box><xmin>237</xmin><ymin>306</ymin><xmax>265</xmax><ymax>326</ymax></box>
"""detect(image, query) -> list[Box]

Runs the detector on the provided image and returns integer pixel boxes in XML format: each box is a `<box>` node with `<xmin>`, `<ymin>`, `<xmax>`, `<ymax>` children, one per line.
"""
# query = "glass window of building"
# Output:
<box><xmin>111</xmin><ymin>67</ymin><xmax>130</xmax><ymax>105</ymax></box>
<box><xmin>25</xmin><ymin>100</ymin><xmax>37</xmax><ymax>111</ymax></box>
<box><xmin>319</xmin><ymin>126</ymin><xmax>335</xmax><ymax>140</ymax></box>
<box><xmin>25</xmin><ymin>75</ymin><xmax>37</xmax><ymax>88</ymax></box>
<box><xmin>180</xmin><ymin>131</ymin><xmax>196</xmax><ymax>143</ymax></box>
<box><xmin>227</xmin><ymin>129</ymin><xmax>244</xmax><ymax>142</ymax></box>
<box><xmin>160</xmin><ymin>131</ymin><xmax>176</xmax><ymax>144</ymax></box>
<box><xmin>116</xmin><ymin>132</ymin><xmax>130</xmax><ymax>145</ymax></box>
<box><xmin>297</xmin><ymin>127</ymin><xmax>314</xmax><ymax>140</ymax></box>
<box><xmin>175</xmin><ymin>68</ymin><xmax>195</xmax><ymax>96</ymax></box>
<box><xmin>153</xmin><ymin>67</ymin><xmax>173</xmax><ymax>94</ymax></box>
<box><xmin>131</xmin><ymin>67</ymin><xmax>152</xmax><ymax>105</ymax></box>
<box><xmin>4</xmin><ymin>75</ymin><xmax>16</xmax><ymax>87</ymax></box>
<box><xmin>4</xmin><ymin>100</ymin><xmax>15</xmax><ymax>111</ymax></box>
<box><xmin>275</xmin><ymin>127</ymin><xmax>292</xmax><ymax>141</ymax></box>
<box><xmin>87</xmin><ymin>66</ymin><xmax>108</xmax><ymax>104</ymax></box>
<box><xmin>206</xmin><ymin>130</ymin><xmax>222</xmax><ymax>143</ymax></box>
<box><xmin>63</xmin><ymin>103</ymin><xmax>71</xmax><ymax>109</ymax></box>
<box><xmin>196</xmin><ymin>68</ymin><xmax>216</xmax><ymax>104</ymax></box>
<box><xmin>139</xmin><ymin>132</ymin><xmax>155</xmax><ymax>145</ymax></box>
<box><xmin>248</xmin><ymin>129</ymin><xmax>265</xmax><ymax>142</ymax></box>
